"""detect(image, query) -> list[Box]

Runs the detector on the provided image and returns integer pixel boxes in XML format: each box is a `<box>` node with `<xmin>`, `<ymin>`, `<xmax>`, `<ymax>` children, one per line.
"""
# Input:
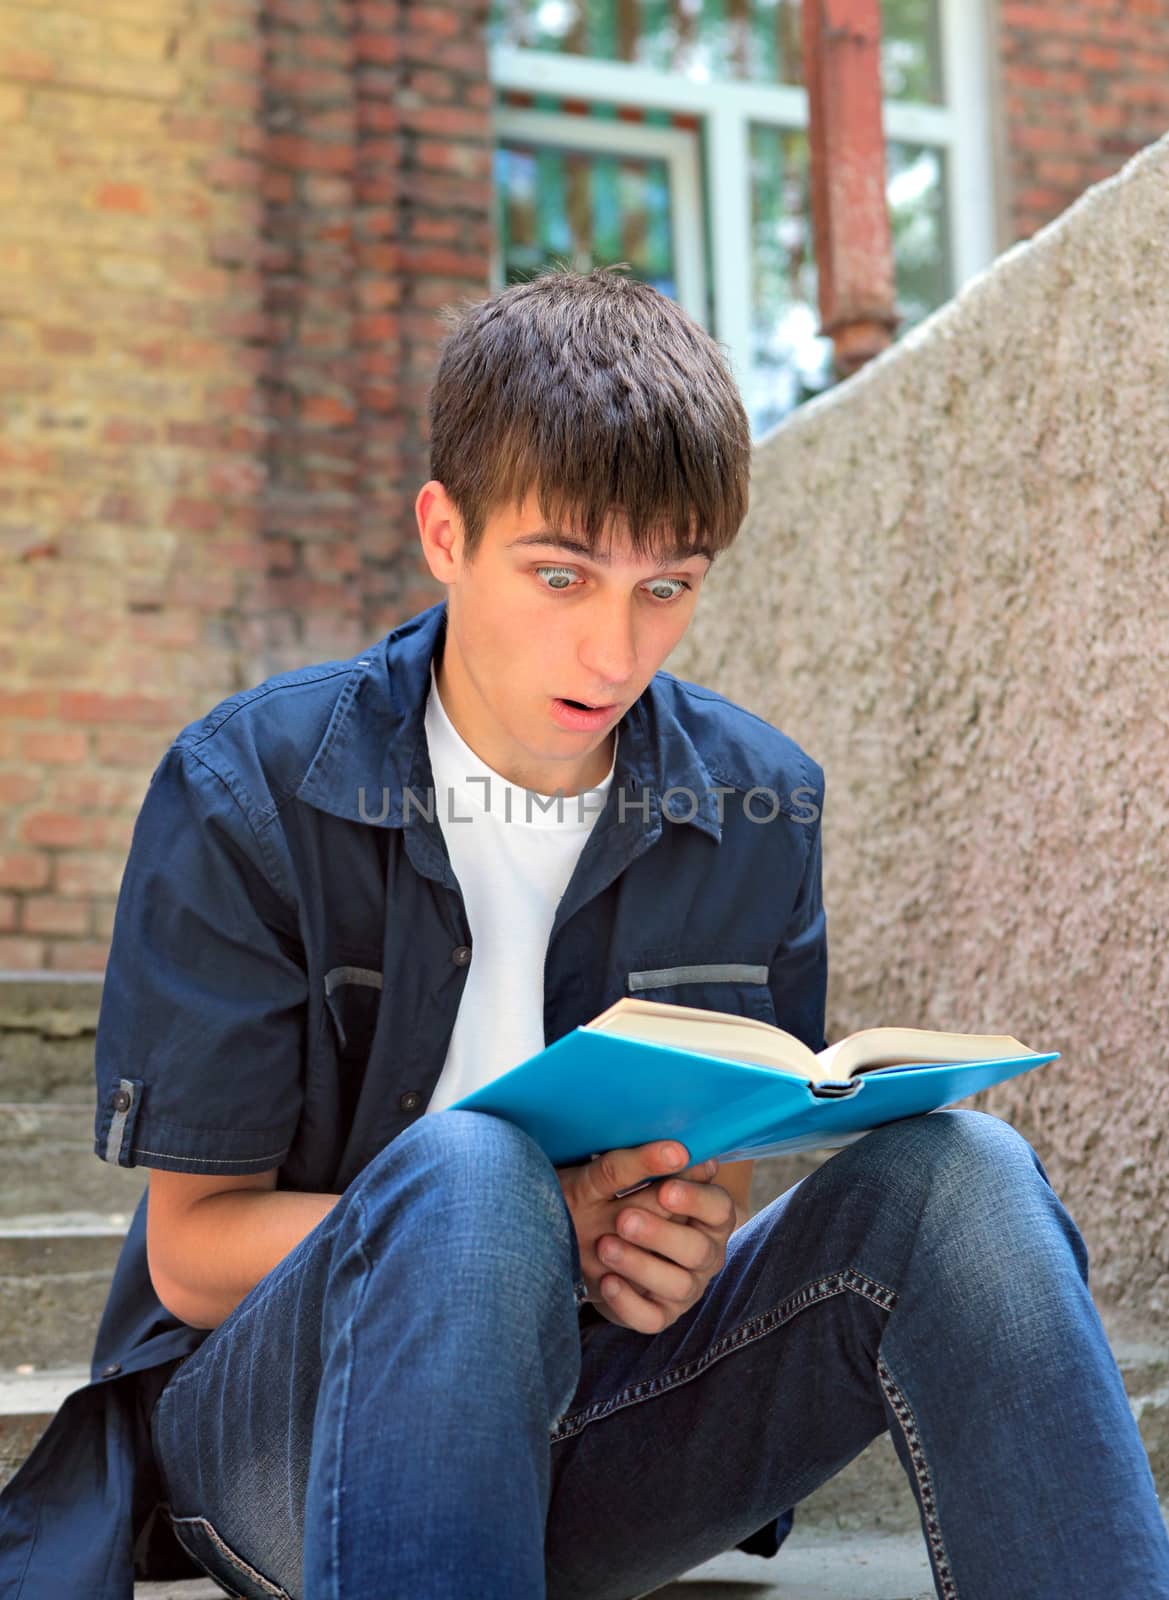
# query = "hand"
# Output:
<box><xmin>556</xmin><ymin>1140</ymin><xmax>737</xmax><ymax>1335</ymax></box>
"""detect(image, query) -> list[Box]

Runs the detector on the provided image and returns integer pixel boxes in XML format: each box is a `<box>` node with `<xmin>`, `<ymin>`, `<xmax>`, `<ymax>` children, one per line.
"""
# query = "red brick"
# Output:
<box><xmin>209</xmin><ymin>38</ymin><xmax>267</xmax><ymax>72</ymax></box>
<box><xmin>354</xmin><ymin>32</ymin><xmax>398</xmax><ymax>63</ymax></box>
<box><xmin>0</xmin><ymin>691</ymin><xmax>54</xmax><ymax>719</ymax></box>
<box><xmin>40</xmin><ymin>326</ymin><xmax>97</xmax><ymax>356</ymax></box>
<box><xmin>0</xmin><ymin>937</ymin><xmax>47</xmax><ymax>970</ymax></box>
<box><xmin>93</xmin><ymin>729</ymin><xmax>173</xmax><ymax>769</ymax></box>
<box><xmin>1080</xmin><ymin>44</ymin><xmax>1123</xmax><ymax>71</ymax></box>
<box><xmin>21</xmin><ymin>895</ymin><xmax>90</xmax><ymax>936</ymax></box>
<box><xmin>402</xmin><ymin>6</ymin><xmax>462</xmax><ymax>37</ymax></box>
<box><xmin>400</xmin><ymin>106</ymin><xmax>489</xmax><ymax>139</ymax></box>
<box><xmin>303</xmin><ymin>34</ymin><xmax>354</xmax><ymax>65</ymax></box>
<box><xmin>166</xmin><ymin>497</ymin><xmax>224</xmax><ymax>533</ymax></box>
<box><xmin>0</xmin><ymin>895</ymin><xmax>16</xmax><ymax>934</ymax></box>
<box><xmin>0</xmin><ymin>852</ymin><xmax>52</xmax><ymax>891</ymax></box>
<box><xmin>166</xmin><ymin>421</ymin><xmax>222</xmax><ymax>449</ymax></box>
<box><xmin>267</xmin><ymin>135</ymin><xmax>355</xmax><ymax>174</ymax></box>
<box><xmin>268</xmin><ymin>0</ymin><xmax>324</xmax><ymax>22</ymax></box>
<box><xmin>20</xmin><ymin>812</ymin><xmax>91</xmax><ymax>848</ymax></box>
<box><xmin>205</xmin><ymin>155</ymin><xmax>263</xmax><ymax>190</ymax></box>
<box><xmin>302</xmin><ymin>393</ymin><xmax>357</xmax><ymax>425</ymax></box>
<box><xmin>1119</xmin><ymin>79</ymin><xmax>1169</xmax><ymax>107</ymax></box>
<box><xmin>413</xmin><ymin>142</ymin><xmax>493</xmax><ymax>180</ymax></box>
<box><xmin>56</xmin><ymin>854</ymin><xmax>125</xmax><ymax>898</ymax></box>
<box><xmin>97</xmin><ymin>183</ymin><xmax>151</xmax><ymax>214</ymax></box>
<box><xmin>22</xmin><ymin>730</ymin><xmax>88</xmax><ymax>765</ymax></box>
<box><xmin>47</xmin><ymin>939</ymin><xmax>109</xmax><ymax>973</ymax></box>
<box><xmin>59</xmin><ymin>692</ymin><xmax>183</xmax><ymax>725</ymax></box>
<box><xmin>395</xmin><ymin>37</ymin><xmax>485</xmax><ymax>73</ymax></box>
<box><xmin>207</xmin><ymin>76</ymin><xmax>262</xmax><ymax>111</ymax></box>
<box><xmin>0</xmin><ymin>773</ymin><xmax>40</xmax><ymax>805</ymax></box>
<box><xmin>103</xmin><ymin>418</ymin><xmax>158</xmax><ymax>446</ymax></box>
<box><xmin>268</xmin><ymin>65</ymin><xmax>351</xmax><ymax>100</ymax></box>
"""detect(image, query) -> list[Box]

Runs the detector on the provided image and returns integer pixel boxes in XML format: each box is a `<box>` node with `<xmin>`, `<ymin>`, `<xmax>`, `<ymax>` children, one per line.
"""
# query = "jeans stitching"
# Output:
<box><xmin>324</xmin><ymin>1188</ymin><xmax>375</xmax><ymax>1589</ymax></box>
<box><xmin>165</xmin><ymin>1504</ymin><xmax>293</xmax><ymax>1599</ymax></box>
<box><xmin>549</xmin><ymin>1266</ymin><xmax>897</xmax><ymax>1443</ymax></box>
<box><xmin>876</xmin><ymin>1352</ymin><xmax>959</xmax><ymax>1600</ymax></box>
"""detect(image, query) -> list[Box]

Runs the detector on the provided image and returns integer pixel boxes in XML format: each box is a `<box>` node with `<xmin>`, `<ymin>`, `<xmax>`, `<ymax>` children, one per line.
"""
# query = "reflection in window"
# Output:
<box><xmin>489</xmin><ymin>0</ymin><xmax>941</xmax><ymax>102</ymax></box>
<box><xmin>887</xmin><ymin>142</ymin><xmax>949</xmax><ymax>325</ymax></box>
<box><xmin>748</xmin><ymin>127</ymin><xmax>949</xmax><ymax>436</ymax></box>
<box><xmin>496</xmin><ymin>139</ymin><xmax>677</xmax><ymax>298</ymax></box>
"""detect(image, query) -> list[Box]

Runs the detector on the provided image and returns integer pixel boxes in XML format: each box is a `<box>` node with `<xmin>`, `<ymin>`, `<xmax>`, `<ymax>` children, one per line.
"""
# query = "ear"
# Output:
<box><xmin>416</xmin><ymin>480</ymin><xmax>464</xmax><ymax>582</ymax></box>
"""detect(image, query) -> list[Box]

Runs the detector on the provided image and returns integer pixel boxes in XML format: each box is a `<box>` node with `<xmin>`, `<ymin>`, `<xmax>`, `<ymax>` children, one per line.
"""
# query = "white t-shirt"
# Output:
<box><xmin>422</xmin><ymin>662</ymin><xmax>617</xmax><ymax>1114</ymax></box>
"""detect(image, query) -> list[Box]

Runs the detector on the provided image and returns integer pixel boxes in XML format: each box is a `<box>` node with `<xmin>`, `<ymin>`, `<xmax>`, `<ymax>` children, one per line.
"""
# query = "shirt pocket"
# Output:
<box><xmin>623</xmin><ymin>959</ymin><xmax>776</xmax><ymax>1024</ymax></box>
<box><xmin>323</xmin><ymin>964</ymin><xmax>383</xmax><ymax>1060</ymax></box>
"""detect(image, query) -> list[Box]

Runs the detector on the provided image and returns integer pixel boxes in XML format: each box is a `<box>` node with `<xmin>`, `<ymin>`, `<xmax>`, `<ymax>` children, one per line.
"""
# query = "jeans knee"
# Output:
<box><xmin>865</xmin><ymin>1109</ymin><xmax>1088</xmax><ymax>1279</ymax></box>
<box><xmin>343</xmin><ymin>1110</ymin><xmax>579</xmax><ymax>1284</ymax></box>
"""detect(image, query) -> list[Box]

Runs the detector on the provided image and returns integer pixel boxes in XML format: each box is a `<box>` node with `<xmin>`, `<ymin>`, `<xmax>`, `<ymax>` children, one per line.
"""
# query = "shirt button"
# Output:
<box><xmin>100</xmin><ymin>1362</ymin><xmax>122</xmax><ymax>1378</ymax></box>
<box><xmin>112</xmin><ymin>1089</ymin><xmax>132</xmax><ymax>1113</ymax></box>
<box><xmin>399</xmin><ymin>1091</ymin><xmax>422</xmax><ymax>1112</ymax></box>
<box><xmin>451</xmin><ymin>945</ymin><xmax>472</xmax><ymax>966</ymax></box>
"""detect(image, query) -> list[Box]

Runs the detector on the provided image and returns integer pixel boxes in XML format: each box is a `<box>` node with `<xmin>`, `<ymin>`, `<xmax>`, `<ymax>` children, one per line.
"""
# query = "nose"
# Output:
<box><xmin>576</xmin><ymin>597</ymin><xmax>639</xmax><ymax>695</ymax></box>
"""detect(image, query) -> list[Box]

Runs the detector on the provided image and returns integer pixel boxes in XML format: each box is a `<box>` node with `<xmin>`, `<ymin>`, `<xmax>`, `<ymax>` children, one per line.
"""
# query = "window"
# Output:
<box><xmin>488</xmin><ymin>0</ymin><xmax>994</xmax><ymax>438</ymax></box>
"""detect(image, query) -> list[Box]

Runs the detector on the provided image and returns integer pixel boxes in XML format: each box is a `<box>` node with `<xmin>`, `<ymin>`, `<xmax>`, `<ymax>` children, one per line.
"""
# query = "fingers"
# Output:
<box><xmin>582</xmin><ymin>1140</ymin><xmax>692</xmax><ymax>1203</ymax></box>
<box><xmin>596</xmin><ymin>1233</ymin><xmax>695</xmax><ymax>1305</ymax></box>
<box><xmin>651</xmin><ymin>1174</ymin><xmax>734</xmax><ymax>1230</ymax></box>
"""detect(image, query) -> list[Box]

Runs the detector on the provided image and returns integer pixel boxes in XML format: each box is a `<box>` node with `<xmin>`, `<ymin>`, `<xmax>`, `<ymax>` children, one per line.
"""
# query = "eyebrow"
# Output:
<box><xmin>507</xmin><ymin>531</ymin><xmax>714</xmax><ymax>567</ymax></box>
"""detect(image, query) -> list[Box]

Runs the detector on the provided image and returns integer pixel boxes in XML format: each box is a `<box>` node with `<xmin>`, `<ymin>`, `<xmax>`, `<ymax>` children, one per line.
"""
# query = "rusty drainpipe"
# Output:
<box><xmin>801</xmin><ymin>0</ymin><xmax>900</xmax><ymax>377</ymax></box>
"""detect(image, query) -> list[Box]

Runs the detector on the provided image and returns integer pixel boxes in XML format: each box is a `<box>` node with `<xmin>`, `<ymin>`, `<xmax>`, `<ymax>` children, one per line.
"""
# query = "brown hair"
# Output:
<box><xmin>428</xmin><ymin>264</ymin><xmax>751</xmax><ymax>564</ymax></box>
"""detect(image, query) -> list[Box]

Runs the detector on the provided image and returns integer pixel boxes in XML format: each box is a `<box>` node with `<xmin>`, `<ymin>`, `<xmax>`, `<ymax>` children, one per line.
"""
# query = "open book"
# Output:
<box><xmin>447</xmin><ymin>996</ymin><xmax>1060</xmax><ymax>1171</ymax></box>
<box><xmin>587</xmin><ymin>997</ymin><xmax>1036</xmax><ymax>1085</ymax></box>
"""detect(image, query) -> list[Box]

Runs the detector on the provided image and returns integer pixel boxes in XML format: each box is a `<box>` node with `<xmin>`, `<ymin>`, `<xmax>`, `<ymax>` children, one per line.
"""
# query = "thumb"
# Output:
<box><xmin>580</xmin><ymin>1140</ymin><xmax>691</xmax><ymax>1201</ymax></box>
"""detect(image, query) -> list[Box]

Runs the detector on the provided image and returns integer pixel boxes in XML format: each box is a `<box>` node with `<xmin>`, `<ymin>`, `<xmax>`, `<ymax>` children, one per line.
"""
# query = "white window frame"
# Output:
<box><xmin>491</xmin><ymin>110</ymin><xmax>708</xmax><ymax>322</ymax></box>
<box><xmin>488</xmin><ymin>0</ymin><xmax>995</xmax><ymax>407</ymax></box>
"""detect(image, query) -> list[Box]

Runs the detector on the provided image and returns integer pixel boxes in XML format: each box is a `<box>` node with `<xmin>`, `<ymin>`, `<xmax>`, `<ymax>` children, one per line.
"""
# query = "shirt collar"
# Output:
<box><xmin>296</xmin><ymin>599</ymin><xmax>722</xmax><ymax>842</ymax></box>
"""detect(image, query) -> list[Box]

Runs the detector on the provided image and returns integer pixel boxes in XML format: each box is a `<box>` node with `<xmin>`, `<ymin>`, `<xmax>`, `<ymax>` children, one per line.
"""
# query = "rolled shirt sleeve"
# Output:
<box><xmin>94</xmin><ymin>743</ymin><xmax>308</xmax><ymax>1175</ymax></box>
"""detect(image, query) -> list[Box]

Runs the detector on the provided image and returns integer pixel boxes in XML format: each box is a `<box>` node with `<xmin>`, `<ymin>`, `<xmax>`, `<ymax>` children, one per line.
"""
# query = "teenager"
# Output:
<box><xmin>2</xmin><ymin>267</ymin><xmax>1166</xmax><ymax>1600</ymax></box>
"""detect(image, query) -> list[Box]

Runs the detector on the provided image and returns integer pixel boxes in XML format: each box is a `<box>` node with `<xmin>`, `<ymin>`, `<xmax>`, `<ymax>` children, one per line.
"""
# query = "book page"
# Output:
<box><xmin>820</xmin><ymin>1026</ymin><xmax>1035</xmax><ymax>1081</ymax></box>
<box><xmin>585</xmin><ymin>997</ymin><xmax>816</xmax><ymax>1077</ymax></box>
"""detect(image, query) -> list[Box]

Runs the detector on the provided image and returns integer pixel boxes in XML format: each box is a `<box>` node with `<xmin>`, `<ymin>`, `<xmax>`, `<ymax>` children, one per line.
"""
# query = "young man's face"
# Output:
<box><xmin>416</xmin><ymin>481</ymin><xmax>713</xmax><ymax>796</ymax></box>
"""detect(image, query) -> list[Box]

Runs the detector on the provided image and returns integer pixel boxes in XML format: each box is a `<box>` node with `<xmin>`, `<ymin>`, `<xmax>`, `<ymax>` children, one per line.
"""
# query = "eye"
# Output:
<box><xmin>643</xmin><ymin>577</ymin><xmax>691</xmax><ymax>601</ymax></box>
<box><xmin>534</xmin><ymin>565</ymin><xmax>581</xmax><ymax>592</ymax></box>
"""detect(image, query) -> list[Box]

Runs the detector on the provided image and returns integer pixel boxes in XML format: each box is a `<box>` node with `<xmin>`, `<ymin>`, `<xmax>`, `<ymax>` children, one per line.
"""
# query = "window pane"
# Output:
<box><xmin>496</xmin><ymin>132</ymin><xmax>679</xmax><ymax>296</ymax></box>
<box><xmin>886</xmin><ymin>140</ymin><xmax>949</xmax><ymax>326</ymax></box>
<box><xmin>489</xmin><ymin>0</ymin><xmax>802</xmax><ymax>87</ymax></box>
<box><xmin>880</xmin><ymin>0</ymin><xmax>943</xmax><ymax>105</ymax></box>
<box><xmin>489</xmin><ymin>0</ymin><xmax>943</xmax><ymax>101</ymax></box>
<box><xmin>747</xmin><ymin>125</ymin><xmax>949</xmax><ymax>435</ymax></box>
<box><xmin>747</xmin><ymin>125</ymin><xmax>833</xmax><ymax>437</ymax></box>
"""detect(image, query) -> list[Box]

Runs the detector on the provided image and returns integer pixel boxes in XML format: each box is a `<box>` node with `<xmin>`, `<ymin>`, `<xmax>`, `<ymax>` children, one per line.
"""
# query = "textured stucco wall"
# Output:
<box><xmin>671</xmin><ymin>133</ymin><xmax>1169</xmax><ymax>1317</ymax></box>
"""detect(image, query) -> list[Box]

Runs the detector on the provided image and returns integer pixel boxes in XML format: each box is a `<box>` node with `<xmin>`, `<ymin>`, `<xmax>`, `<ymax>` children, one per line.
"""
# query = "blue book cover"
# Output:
<box><xmin>447</xmin><ymin>1008</ymin><xmax>1060</xmax><ymax>1170</ymax></box>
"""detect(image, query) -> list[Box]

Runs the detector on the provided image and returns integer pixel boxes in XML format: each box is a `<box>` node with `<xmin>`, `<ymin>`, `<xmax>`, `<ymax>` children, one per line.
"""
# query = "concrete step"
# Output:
<box><xmin>125</xmin><ymin>1507</ymin><xmax>1169</xmax><ymax>1600</ymax></box>
<box><xmin>4</xmin><ymin>1314</ymin><xmax>1167</xmax><ymax>1538</ymax></box>
<box><xmin>0</xmin><ymin>973</ymin><xmax>103</xmax><ymax>1101</ymax></box>
<box><xmin>128</xmin><ymin>1531</ymin><xmax>943</xmax><ymax>1599</ymax></box>
<box><xmin>0</xmin><ymin>1210</ymin><xmax>132</xmax><ymax>1369</ymax></box>
<box><xmin>0</xmin><ymin>1099</ymin><xmax>148</xmax><ymax>1217</ymax></box>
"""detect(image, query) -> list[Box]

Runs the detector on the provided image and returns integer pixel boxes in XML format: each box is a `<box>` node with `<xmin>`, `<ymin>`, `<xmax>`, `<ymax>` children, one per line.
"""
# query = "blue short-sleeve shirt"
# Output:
<box><xmin>0</xmin><ymin>599</ymin><xmax>827</xmax><ymax>1594</ymax></box>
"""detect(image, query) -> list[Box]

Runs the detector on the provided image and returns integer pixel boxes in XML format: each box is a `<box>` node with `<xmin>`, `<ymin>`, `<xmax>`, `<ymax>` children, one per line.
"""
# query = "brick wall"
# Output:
<box><xmin>0</xmin><ymin>0</ymin><xmax>491</xmax><ymax>970</ymax></box>
<box><xmin>999</xmin><ymin>0</ymin><xmax>1169</xmax><ymax>239</ymax></box>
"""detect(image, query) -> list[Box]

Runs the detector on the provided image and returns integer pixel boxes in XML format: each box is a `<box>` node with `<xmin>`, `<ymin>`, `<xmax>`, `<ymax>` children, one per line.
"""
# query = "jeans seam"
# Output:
<box><xmin>549</xmin><ymin>1265</ymin><xmax>897</xmax><ymax>1443</ymax></box>
<box><xmin>164</xmin><ymin>1503</ymin><xmax>293</xmax><ymax>1598</ymax></box>
<box><xmin>876</xmin><ymin>1352</ymin><xmax>959</xmax><ymax>1600</ymax></box>
<box><xmin>323</xmin><ymin>1187</ymin><xmax>376</xmax><ymax>1590</ymax></box>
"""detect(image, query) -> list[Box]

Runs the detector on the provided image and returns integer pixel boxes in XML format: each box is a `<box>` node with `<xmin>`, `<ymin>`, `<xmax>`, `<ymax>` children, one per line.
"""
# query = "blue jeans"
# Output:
<box><xmin>149</xmin><ymin>1107</ymin><xmax>1169</xmax><ymax>1600</ymax></box>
